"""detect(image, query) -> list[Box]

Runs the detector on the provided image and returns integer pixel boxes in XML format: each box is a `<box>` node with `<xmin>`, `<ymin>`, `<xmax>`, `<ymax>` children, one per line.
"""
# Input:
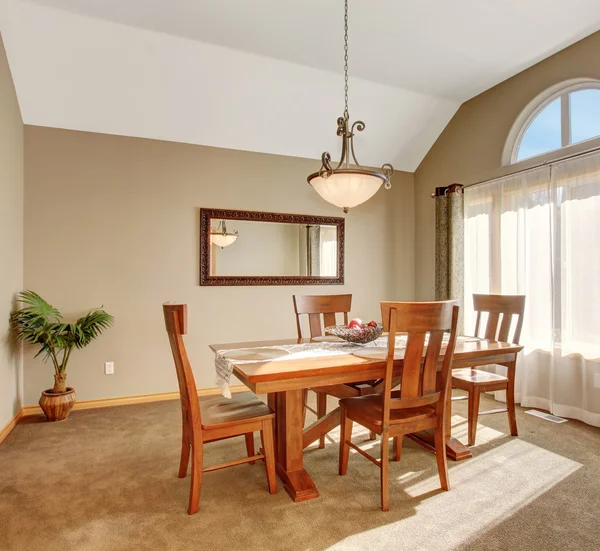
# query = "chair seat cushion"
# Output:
<box><xmin>452</xmin><ymin>368</ymin><xmax>508</xmax><ymax>385</ymax></box>
<box><xmin>340</xmin><ymin>394</ymin><xmax>436</xmax><ymax>426</ymax></box>
<box><xmin>201</xmin><ymin>392</ymin><xmax>273</xmax><ymax>429</ymax></box>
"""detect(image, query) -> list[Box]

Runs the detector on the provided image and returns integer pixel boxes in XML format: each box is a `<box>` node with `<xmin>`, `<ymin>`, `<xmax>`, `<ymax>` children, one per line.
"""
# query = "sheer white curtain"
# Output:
<box><xmin>464</xmin><ymin>151</ymin><xmax>600</xmax><ymax>427</ymax></box>
<box><xmin>319</xmin><ymin>226</ymin><xmax>338</xmax><ymax>277</ymax></box>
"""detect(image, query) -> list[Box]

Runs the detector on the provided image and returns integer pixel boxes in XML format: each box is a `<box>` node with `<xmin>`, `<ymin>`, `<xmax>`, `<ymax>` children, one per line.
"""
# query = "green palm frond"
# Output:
<box><xmin>74</xmin><ymin>309</ymin><xmax>114</xmax><ymax>348</ymax></box>
<box><xmin>10</xmin><ymin>290</ymin><xmax>63</xmax><ymax>330</ymax></box>
<box><xmin>9</xmin><ymin>291</ymin><xmax>113</xmax><ymax>373</ymax></box>
<box><xmin>18</xmin><ymin>290</ymin><xmax>62</xmax><ymax>316</ymax></box>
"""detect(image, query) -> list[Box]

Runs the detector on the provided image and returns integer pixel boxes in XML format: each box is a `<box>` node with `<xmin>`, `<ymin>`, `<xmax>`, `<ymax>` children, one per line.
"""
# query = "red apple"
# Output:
<box><xmin>348</xmin><ymin>318</ymin><xmax>363</xmax><ymax>329</ymax></box>
<box><xmin>367</xmin><ymin>320</ymin><xmax>378</xmax><ymax>327</ymax></box>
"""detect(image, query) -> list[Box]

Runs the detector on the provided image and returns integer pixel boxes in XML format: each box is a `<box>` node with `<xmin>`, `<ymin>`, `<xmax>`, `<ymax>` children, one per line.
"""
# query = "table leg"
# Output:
<box><xmin>443</xmin><ymin>370</ymin><xmax>472</xmax><ymax>460</ymax></box>
<box><xmin>273</xmin><ymin>389</ymin><xmax>319</xmax><ymax>502</ymax></box>
<box><xmin>407</xmin><ymin>368</ymin><xmax>472</xmax><ymax>461</ymax></box>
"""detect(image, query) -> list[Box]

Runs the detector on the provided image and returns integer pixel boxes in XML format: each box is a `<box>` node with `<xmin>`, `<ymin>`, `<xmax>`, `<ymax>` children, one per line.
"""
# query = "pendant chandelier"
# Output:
<box><xmin>210</xmin><ymin>220</ymin><xmax>238</xmax><ymax>248</ymax></box>
<box><xmin>307</xmin><ymin>0</ymin><xmax>393</xmax><ymax>214</ymax></box>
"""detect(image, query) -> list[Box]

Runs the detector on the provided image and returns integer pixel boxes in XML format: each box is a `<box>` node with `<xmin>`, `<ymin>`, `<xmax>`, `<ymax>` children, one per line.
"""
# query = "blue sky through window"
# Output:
<box><xmin>516</xmin><ymin>88</ymin><xmax>600</xmax><ymax>163</ymax></box>
<box><xmin>517</xmin><ymin>97</ymin><xmax>561</xmax><ymax>161</ymax></box>
<box><xmin>570</xmin><ymin>89</ymin><xmax>600</xmax><ymax>144</ymax></box>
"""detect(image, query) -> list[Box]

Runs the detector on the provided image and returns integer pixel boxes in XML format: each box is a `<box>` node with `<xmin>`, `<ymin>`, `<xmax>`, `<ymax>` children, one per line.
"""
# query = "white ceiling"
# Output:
<box><xmin>2</xmin><ymin>0</ymin><xmax>600</xmax><ymax>171</ymax></box>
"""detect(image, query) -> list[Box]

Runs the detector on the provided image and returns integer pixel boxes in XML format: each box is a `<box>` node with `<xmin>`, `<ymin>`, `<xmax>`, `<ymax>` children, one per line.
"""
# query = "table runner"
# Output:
<box><xmin>215</xmin><ymin>338</ymin><xmax>395</xmax><ymax>398</ymax></box>
<box><xmin>214</xmin><ymin>335</ymin><xmax>480</xmax><ymax>398</ymax></box>
<box><xmin>215</xmin><ymin>334</ymin><xmax>415</xmax><ymax>397</ymax></box>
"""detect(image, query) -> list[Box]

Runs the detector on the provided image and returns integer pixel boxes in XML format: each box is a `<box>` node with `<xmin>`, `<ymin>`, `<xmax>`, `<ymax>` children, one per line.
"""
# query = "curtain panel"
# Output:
<box><xmin>435</xmin><ymin>185</ymin><xmax>464</xmax><ymax>326</ymax></box>
<box><xmin>464</xmin><ymin>152</ymin><xmax>600</xmax><ymax>427</ymax></box>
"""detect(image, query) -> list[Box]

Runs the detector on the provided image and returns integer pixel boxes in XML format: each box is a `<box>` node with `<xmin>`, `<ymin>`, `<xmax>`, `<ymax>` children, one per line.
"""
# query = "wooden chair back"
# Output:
<box><xmin>380</xmin><ymin>301</ymin><xmax>459</xmax><ymax>426</ymax></box>
<box><xmin>472</xmin><ymin>294</ymin><xmax>525</xmax><ymax>344</ymax></box>
<box><xmin>163</xmin><ymin>304</ymin><xmax>202</xmax><ymax>439</ymax></box>
<box><xmin>293</xmin><ymin>294</ymin><xmax>352</xmax><ymax>338</ymax></box>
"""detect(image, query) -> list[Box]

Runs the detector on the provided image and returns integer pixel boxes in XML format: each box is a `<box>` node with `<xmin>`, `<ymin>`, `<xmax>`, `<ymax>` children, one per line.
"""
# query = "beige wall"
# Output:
<box><xmin>0</xmin><ymin>34</ymin><xmax>24</xmax><ymax>427</ymax></box>
<box><xmin>23</xmin><ymin>126</ymin><xmax>414</xmax><ymax>405</ymax></box>
<box><xmin>414</xmin><ymin>31</ymin><xmax>600</xmax><ymax>299</ymax></box>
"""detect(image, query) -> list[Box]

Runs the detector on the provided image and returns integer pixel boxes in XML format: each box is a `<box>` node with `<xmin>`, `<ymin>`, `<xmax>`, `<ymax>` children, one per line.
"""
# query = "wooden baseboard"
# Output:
<box><xmin>21</xmin><ymin>385</ymin><xmax>247</xmax><ymax>417</ymax></box>
<box><xmin>1</xmin><ymin>385</ymin><xmax>247</xmax><ymax>441</ymax></box>
<box><xmin>0</xmin><ymin>409</ymin><xmax>24</xmax><ymax>446</ymax></box>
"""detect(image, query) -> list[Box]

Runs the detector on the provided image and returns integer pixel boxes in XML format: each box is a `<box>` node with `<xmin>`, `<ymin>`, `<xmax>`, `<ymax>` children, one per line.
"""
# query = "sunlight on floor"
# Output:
<box><xmin>307</xmin><ymin>413</ymin><xmax>507</xmax><ymax>454</ymax></box>
<box><xmin>304</xmin><ymin>394</ymin><xmax>582</xmax><ymax>549</ymax></box>
<box><xmin>326</xmin><ymin>438</ymin><xmax>582</xmax><ymax>550</ymax></box>
<box><xmin>450</xmin><ymin>413</ymin><xmax>507</xmax><ymax>447</ymax></box>
<box><xmin>393</xmin><ymin>470</ymin><xmax>426</xmax><ymax>484</ymax></box>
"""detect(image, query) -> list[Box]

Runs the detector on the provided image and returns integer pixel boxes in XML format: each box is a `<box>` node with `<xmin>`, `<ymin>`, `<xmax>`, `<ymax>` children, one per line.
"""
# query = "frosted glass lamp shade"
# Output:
<box><xmin>211</xmin><ymin>233</ymin><xmax>238</xmax><ymax>248</ymax></box>
<box><xmin>309</xmin><ymin>171</ymin><xmax>384</xmax><ymax>212</ymax></box>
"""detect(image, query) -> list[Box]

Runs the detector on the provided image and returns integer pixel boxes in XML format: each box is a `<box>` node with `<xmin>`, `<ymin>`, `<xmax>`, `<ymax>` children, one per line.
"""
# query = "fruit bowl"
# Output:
<box><xmin>325</xmin><ymin>323</ymin><xmax>383</xmax><ymax>344</ymax></box>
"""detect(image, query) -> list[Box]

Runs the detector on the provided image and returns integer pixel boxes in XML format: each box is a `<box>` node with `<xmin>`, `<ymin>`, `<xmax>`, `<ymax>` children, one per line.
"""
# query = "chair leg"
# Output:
<box><xmin>245</xmin><ymin>432</ymin><xmax>256</xmax><ymax>465</ymax></box>
<box><xmin>433</xmin><ymin>425</ymin><xmax>450</xmax><ymax>491</ymax></box>
<box><xmin>368</xmin><ymin>430</ymin><xmax>377</xmax><ymax>441</ymax></box>
<box><xmin>317</xmin><ymin>392</ymin><xmax>327</xmax><ymax>449</ymax></box>
<box><xmin>339</xmin><ymin>408</ymin><xmax>352</xmax><ymax>476</ymax></box>
<box><xmin>380</xmin><ymin>434</ymin><xmax>390</xmax><ymax>511</ymax></box>
<box><xmin>392</xmin><ymin>436</ymin><xmax>402</xmax><ymax>461</ymax></box>
<box><xmin>506</xmin><ymin>362</ymin><xmax>519</xmax><ymax>436</ymax></box>
<box><xmin>188</xmin><ymin>433</ymin><xmax>203</xmax><ymax>515</ymax></box>
<box><xmin>468</xmin><ymin>387</ymin><xmax>481</xmax><ymax>447</ymax></box>
<box><xmin>178</xmin><ymin>425</ymin><xmax>191</xmax><ymax>478</ymax></box>
<box><xmin>261</xmin><ymin>419</ymin><xmax>277</xmax><ymax>495</ymax></box>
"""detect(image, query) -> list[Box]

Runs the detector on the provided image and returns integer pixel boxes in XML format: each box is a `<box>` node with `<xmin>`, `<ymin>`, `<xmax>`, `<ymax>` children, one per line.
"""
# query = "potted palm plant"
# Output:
<box><xmin>10</xmin><ymin>290</ymin><xmax>114</xmax><ymax>421</ymax></box>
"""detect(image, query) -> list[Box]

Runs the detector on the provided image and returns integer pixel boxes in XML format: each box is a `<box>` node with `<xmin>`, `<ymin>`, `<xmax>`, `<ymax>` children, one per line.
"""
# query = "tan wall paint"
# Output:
<box><xmin>23</xmin><ymin>126</ymin><xmax>414</xmax><ymax>405</ymax></box>
<box><xmin>414</xmin><ymin>31</ymin><xmax>600</xmax><ymax>300</ymax></box>
<box><xmin>0</xmin><ymin>34</ymin><xmax>24</xmax><ymax>428</ymax></box>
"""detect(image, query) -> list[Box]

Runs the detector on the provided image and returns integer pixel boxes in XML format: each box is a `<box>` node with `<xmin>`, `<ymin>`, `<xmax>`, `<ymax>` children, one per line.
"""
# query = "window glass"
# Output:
<box><xmin>570</xmin><ymin>89</ymin><xmax>600</xmax><ymax>144</ymax></box>
<box><xmin>517</xmin><ymin>97</ymin><xmax>561</xmax><ymax>162</ymax></box>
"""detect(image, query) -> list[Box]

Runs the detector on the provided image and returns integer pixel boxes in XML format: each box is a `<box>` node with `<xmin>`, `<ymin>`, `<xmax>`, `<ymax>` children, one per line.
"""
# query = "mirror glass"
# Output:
<box><xmin>210</xmin><ymin>220</ymin><xmax>338</xmax><ymax>277</ymax></box>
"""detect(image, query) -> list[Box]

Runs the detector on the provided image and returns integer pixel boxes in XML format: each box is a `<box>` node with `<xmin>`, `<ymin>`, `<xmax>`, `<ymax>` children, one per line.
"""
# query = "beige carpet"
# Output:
<box><xmin>1</xmin><ymin>394</ymin><xmax>599</xmax><ymax>551</ymax></box>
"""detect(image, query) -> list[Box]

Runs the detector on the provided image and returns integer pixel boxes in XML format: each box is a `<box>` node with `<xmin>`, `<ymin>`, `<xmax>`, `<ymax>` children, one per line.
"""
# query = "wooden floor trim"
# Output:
<box><xmin>0</xmin><ymin>409</ymin><xmax>24</xmax><ymax>446</ymax></box>
<box><xmin>1</xmin><ymin>385</ymin><xmax>247</xmax><ymax>442</ymax></box>
<box><xmin>21</xmin><ymin>385</ymin><xmax>247</xmax><ymax>417</ymax></box>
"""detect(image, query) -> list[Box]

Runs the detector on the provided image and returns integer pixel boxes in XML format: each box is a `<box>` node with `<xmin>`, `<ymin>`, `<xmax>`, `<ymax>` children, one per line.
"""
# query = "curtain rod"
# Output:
<box><xmin>431</xmin><ymin>183</ymin><xmax>463</xmax><ymax>198</ymax></box>
<box><xmin>467</xmin><ymin>144</ymin><xmax>600</xmax><ymax>189</ymax></box>
<box><xmin>431</xmin><ymin>143</ymin><xmax>600</xmax><ymax>197</ymax></box>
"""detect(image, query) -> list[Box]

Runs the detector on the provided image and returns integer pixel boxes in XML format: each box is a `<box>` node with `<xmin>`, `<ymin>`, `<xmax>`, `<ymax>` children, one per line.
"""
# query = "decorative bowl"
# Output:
<box><xmin>325</xmin><ymin>324</ymin><xmax>383</xmax><ymax>344</ymax></box>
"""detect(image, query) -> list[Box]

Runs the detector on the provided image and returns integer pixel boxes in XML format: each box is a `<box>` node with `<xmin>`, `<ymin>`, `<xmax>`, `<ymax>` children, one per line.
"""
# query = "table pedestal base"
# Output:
<box><xmin>271</xmin><ymin>390</ymin><xmax>321</xmax><ymax>502</ymax></box>
<box><xmin>407</xmin><ymin>432</ymin><xmax>472</xmax><ymax>461</ymax></box>
<box><xmin>276</xmin><ymin>464</ymin><xmax>319</xmax><ymax>502</ymax></box>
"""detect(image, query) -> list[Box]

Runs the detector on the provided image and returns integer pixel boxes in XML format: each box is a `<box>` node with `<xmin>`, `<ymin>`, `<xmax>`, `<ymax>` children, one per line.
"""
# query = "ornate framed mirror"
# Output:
<box><xmin>200</xmin><ymin>209</ymin><xmax>345</xmax><ymax>286</ymax></box>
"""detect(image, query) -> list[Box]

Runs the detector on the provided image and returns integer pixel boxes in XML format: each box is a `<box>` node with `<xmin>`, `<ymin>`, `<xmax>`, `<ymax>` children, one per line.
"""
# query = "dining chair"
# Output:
<box><xmin>451</xmin><ymin>294</ymin><xmax>525</xmax><ymax>446</ymax></box>
<box><xmin>339</xmin><ymin>300</ymin><xmax>459</xmax><ymax>511</ymax></box>
<box><xmin>163</xmin><ymin>303</ymin><xmax>277</xmax><ymax>515</ymax></box>
<box><xmin>293</xmin><ymin>294</ymin><xmax>379</xmax><ymax>447</ymax></box>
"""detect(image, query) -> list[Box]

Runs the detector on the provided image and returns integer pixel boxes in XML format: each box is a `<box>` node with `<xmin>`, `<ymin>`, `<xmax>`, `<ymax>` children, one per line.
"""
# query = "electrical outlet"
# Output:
<box><xmin>104</xmin><ymin>361</ymin><xmax>114</xmax><ymax>375</ymax></box>
<box><xmin>594</xmin><ymin>373</ymin><xmax>600</xmax><ymax>389</ymax></box>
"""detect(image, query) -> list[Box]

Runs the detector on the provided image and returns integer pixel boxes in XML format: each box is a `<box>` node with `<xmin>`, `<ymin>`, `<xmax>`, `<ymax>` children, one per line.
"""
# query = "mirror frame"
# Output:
<box><xmin>200</xmin><ymin>208</ymin><xmax>345</xmax><ymax>286</ymax></box>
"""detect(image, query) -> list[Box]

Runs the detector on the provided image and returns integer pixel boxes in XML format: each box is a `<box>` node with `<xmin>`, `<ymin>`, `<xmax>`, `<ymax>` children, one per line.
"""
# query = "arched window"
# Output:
<box><xmin>510</xmin><ymin>81</ymin><xmax>600</xmax><ymax>164</ymax></box>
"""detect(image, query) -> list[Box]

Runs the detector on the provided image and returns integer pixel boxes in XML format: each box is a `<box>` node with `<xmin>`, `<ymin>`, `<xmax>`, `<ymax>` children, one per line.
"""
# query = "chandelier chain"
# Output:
<box><xmin>343</xmin><ymin>0</ymin><xmax>349</xmax><ymax>121</ymax></box>
<box><xmin>306</xmin><ymin>0</ymin><xmax>393</xmax><ymax>212</ymax></box>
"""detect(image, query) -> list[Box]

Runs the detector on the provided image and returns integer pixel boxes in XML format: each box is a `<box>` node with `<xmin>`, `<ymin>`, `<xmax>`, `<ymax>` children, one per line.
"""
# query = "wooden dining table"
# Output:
<box><xmin>209</xmin><ymin>337</ymin><xmax>523</xmax><ymax>503</ymax></box>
